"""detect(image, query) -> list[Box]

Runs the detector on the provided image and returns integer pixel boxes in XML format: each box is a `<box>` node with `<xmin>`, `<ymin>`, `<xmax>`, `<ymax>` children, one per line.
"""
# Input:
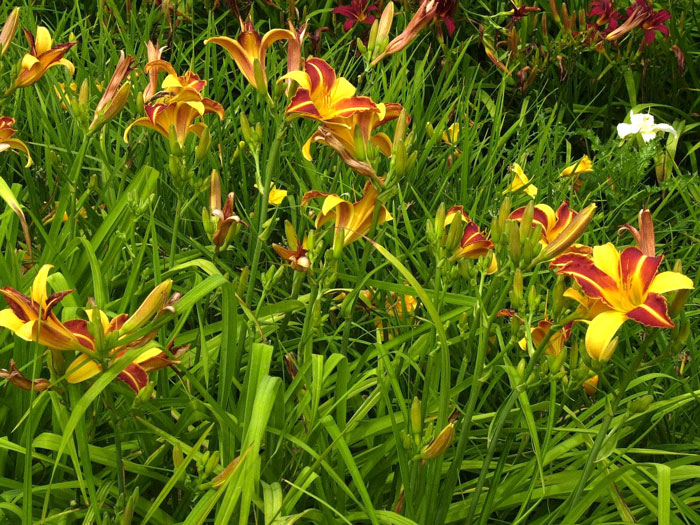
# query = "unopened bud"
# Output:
<box><xmin>539</xmin><ymin>203</ymin><xmax>596</xmax><ymax>261</ymax></box>
<box><xmin>507</xmin><ymin>220</ymin><xmax>521</xmax><ymax>264</ymax></box>
<box><xmin>512</xmin><ymin>268</ymin><xmax>523</xmax><ymax>307</ymax></box>
<box><xmin>173</xmin><ymin>444</ymin><xmax>184</xmax><ymax>468</ymax></box>
<box><xmin>410</xmin><ymin>397</ymin><xmax>422</xmax><ymax>437</ymax></box>
<box><xmin>519</xmin><ymin>201</ymin><xmax>534</xmax><ymax>242</ymax></box>
<box><xmin>196</xmin><ymin>126</ymin><xmax>211</xmax><ymax>161</ymax></box>
<box><xmin>628</xmin><ymin>394</ymin><xmax>653</xmax><ymax>414</ymax></box>
<box><xmin>420</xmin><ymin>423</ymin><xmax>455</xmax><ymax>460</ymax></box>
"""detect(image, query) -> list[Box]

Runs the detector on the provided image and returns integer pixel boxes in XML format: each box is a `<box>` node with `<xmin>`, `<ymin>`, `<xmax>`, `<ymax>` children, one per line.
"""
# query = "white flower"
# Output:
<box><xmin>617</xmin><ymin>110</ymin><xmax>677</xmax><ymax>143</ymax></box>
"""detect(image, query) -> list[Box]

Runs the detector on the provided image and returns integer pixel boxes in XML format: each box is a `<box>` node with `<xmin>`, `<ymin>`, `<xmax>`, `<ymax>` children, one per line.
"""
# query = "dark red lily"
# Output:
<box><xmin>333</xmin><ymin>0</ymin><xmax>380</xmax><ymax>32</ymax></box>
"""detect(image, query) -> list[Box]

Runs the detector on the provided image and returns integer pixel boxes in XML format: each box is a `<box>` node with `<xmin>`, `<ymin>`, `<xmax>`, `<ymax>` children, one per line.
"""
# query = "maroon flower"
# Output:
<box><xmin>606</xmin><ymin>0</ymin><xmax>670</xmax><ymax>45</ymax></box>
<box><xmin>333</xmin><ymin>0</ymin><xmax>380</xmax><ymax>32</ymax></box>
<box><xmin>588</xmin><ymin>0</ymin><xmax>621</xmax><ymax>31</ymax></box>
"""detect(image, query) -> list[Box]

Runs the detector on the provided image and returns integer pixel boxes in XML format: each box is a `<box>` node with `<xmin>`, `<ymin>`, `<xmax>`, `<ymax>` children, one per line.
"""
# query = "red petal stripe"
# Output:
<box><xmin>626</xmin><ymin>292</ymin><xmax>673</xmax><ymax>328</ymax></box>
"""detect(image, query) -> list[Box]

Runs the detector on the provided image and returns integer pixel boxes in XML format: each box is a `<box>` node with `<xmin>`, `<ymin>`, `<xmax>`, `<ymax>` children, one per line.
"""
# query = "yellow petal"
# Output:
<box><xmin>278</xmin><ymin>70</ymin><xmax>311</xmax><ymax>90</ymax></box>
<box><xmin>585</xmin><ymin>311</ymin><xmax>627</xmax><ymax>361</ymax></box>
<box><xmin>161</xmin><ymin>74</ymin><xmax>183</xmax><ymax>90</ymax></box>
<box><xmin>35</xmin><ymin>26</ymin><xmax>53</xmax><ymax>55</ymax></box>
<box><xmin>321</xmin><ymin>194</ymin><xmax>349</xmax><ymax>216</ymax></box>
<box><xmin>31</xmin><ymin>264</ymin><xmax>53</xmax><ymax>307</ymax></box>
<box><xmin>66</xmin><ymin>354</ymin><xmax>102</xmax><ymax>383</ymax></box>
<box><xmin>331</xmin><ymin>77</ymin><xmax>356</xmax><ymax>102</ymax></box>
<box><xmin>20</xmin><ymin>53</ymin><xmax>39</xmax><ymax>71</ymax></box>
<box><xmin>0</xmin><ymin>308</ymin><xmax>25</xmax><ymax>332</ymax></box>
<box><xmin>56</xmin><ymin>58</ymin><xmax>75</xmax><ymax>75</ymax></box>
<box><xmin>120</xmin><ymin>280</ymin><xmax>172</xmax><ymax>333</ymax></box>
<box><xmin>648</xmin><ymin>272</ymin><xmax>694</xmax><ymax>295</ymax></box>
<box><xmin>592</xmin><ymin>243</ymin><xmax>621</xmax><ymax>283</ymax></box>
<box><xmin>134</xmin><ymin>346</ymin><xmax>165</xmax><ymax>364</ymax></box>
<box><xmin>302</xmin><ymin>134</ymin><xmax>315</xmax><ymax>161</ymax></box>
<box><xmin>268</xmin><ymin>187</ymin><xmax>287</xmax><ymax>206</ymax></box>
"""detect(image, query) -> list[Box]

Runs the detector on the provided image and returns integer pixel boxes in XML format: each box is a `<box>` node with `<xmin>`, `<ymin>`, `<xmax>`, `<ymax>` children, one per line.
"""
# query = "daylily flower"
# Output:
<box><xmin>444</xmin><ymin>206</ymin><xmax>495</xmax><ymax>260</ymax></box>
<box><xmin>144</xmin><ymin>41</ymin><xmax>167</xmax><ymax>102</ymax></box>
<box><xmin>588</xmin><ymin>0</ymin><xmax>620</xmax><ymax>31</ymax></box>
<box><xmin>124</xmin><ymin>97</ymin><xmax>224</xmax><ymax>147</ymax></box>
<box><xmin>206</xmin><ymin>19</ymin><xmax>296</xmax><ymax>91</ymax></box>
<box><xmin>519</xmin><ymin>320</ymin><xmax>572</xmax><ymax>357</ymax></box>
<box><xmin>65</xmin><ymin>280</ymin><xmax>181</xmax><ymax>393</ymax></box>
<box><xmin>504</xmin><ymin>163</ymin><xmax>537</xmax><ymax>198</ymax></box>
<box><xmin>302</xmin><ymin>181</ymin><xmax>392</xmax><ymax>251</ymax></box>
<box><xmin>302</xmin><ymin>102</ymin><xmax>404</xmax><ymax>178</ymax></box>
<box><xmin>8</xmin><ymin>26</ymin><xmax>76</xmax><ymax>93</ymax></box>
<box><xmin>286</xmin><ymin>21</ymin><xmax>308</xmax><ymax>78</ymax></box>
<box><xmin>0</xmin><ymin>265</ymin><xmax>85</xmax><ymax>351</ymax></box>
<box><xmin>606</xmin><ymin>0</ymin><xmax>669</xmax><ymax>45</ymax></box>
<box><xmin>282</xmin><ymin>58</ymin><xmax>379</xmax><ymax>122</ymax></box>
<box><xmin>0</xmin><ymin>359</ymin><xmax>51</xmax><ymax>392</ymax></box>
<box><xmin>334</xmin><ymin>0</ymin><xmax>380</xmax><ymax>32</ymax></box>
<box><xmin>510</xmin><ymin>202</ymin><xmax>596</xmax><ymax>259</ymax></box>
<box><xmin>560</xmin><ymin>155</ymin><xmax>593</xmax><ymax>178</ymax></box>
<box><xmin>89</xmin><ymin>51</ymin><xmax>135</xmax><ymax>132</ymax></box>
<box><xmin>0</xmin><ymin>117</ymin><xmax>32</xmax><ymax>167</ymax></box>
<box><xmin>269</xmin><ymin>184</ymin><xmax>287</xmax><ymax>206</ymax></box>
<box><xmin>0</xmin><ymin>7</ymin><xmax>20</xmax><ymax>57</ymax></box>
<box><xmin>583</xmin><ymin>374</ymin><xmax>598</xmax><ymax>395</ymax></box>
<box><xmin>552</xmin><ymin>243</ymin><xmax>693</xmax><ymax>360</ymax></box>
<box><xmin>143</xmin><ymin>60</ymin><xmax>209</xmax><ymax>102</ymax></box>
<box><xmin>617</xmin><ymin>110</ymin><xmax>676</xmax><ymax>143</ymax></box>
<box><xmin>371</xmin><ymin>0</ymin><xmax>458</xmax><ymax>65</ymax></box>
<box><xmin>378</xmin><ymin>291</ymin><xmax>418</xmax><ymax>341</ymax></box>
<box><xmin>205</xmin><ymin>170</ymin><xmax>244</xmax><ymax>252</ymax></box>
<box><xmin>618</xmin><ymin>207</ymin><xmax>655</xmax><ymax>256</ymax></box>
<box><xmin>273</xmin><ymin>221</ymin><xmax>310</xmax><ymax>272</ymax></box>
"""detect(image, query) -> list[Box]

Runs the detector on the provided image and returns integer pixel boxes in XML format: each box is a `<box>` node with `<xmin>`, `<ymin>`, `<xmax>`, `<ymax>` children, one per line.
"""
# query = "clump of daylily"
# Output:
<box><xmin>551</xmin><ymin>210</ymin><xmax>694</xmax><ymax>362</ymax></box>
<box><xmin>6</xmin><ymin>26</ymin><xmax>76</xmax><ymax>95</ymax></box>
<box><xmin>302</xmin><ymin>181</ymin><xmax>392</xmax><ymax>258</ymax></box>
<box><xmin>203</xmin><ymin>170</ymin><xmax>245</xmax><ymax>253</ymax></box>
<box><xmin>65</xmin><ymin>280</ymin><xmax>185</xmax><ymax>393</ymax></box>
<box><xmin>371</xmin><ymin>0</ymin><xmax>458</xmax><ymax>65</ymax></box>
<box><xmin>206</xmin><ymin>17</ymin><xmax>297</xmax><ymax>95</ymax></box>
<box><xmin>88</xmin><ymin>51</ymin><xmax>135</xmax><ymax>133</ymax></box>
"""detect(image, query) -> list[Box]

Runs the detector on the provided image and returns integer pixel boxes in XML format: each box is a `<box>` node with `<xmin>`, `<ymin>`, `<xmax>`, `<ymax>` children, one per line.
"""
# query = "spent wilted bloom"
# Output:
<box><xmin>7</xmin><ymin>26</ymin><xmax>76</xmax><ymax>93</ymax></box>
<box><xmin>204</xmin><ymin>170</ymin><xmax>244</xmax><ymax>252</ymax></box>
<box><xmin>519</xmin><ymin>319</ymin><xmax>572</xmax><ymax>357</ymax></box>
<box><xmin>0</xmin><ymin>265</ymin><xmax>85</xmax><ymax>351</ymax></box>
<box><xmin>206</xmin><ymin>18</ymin><xmax>296</xmax><ymax>92</ymax></box>
<box><xmin>333</xmin><ymin>0</ymin><xmax>380</xmax><ymax>31</ymax></box>
<box><xmin>273</xmin><ymin>221</ymin><xmax>310</xmax><ymax>272</ymax></box>
<box><xmin>302</xmin><ymin>102</ymin><xmax>404</xmax><ymax>178</ymax></box>
<box><xmin>282</xmin><ymin>57</ymin><xmax>379</xmax><ymax>122</ymax></box>
<box><xmin>617</xmin><ymin>110</ymin><xmax>676</xmax><ymax>143</ymax></box>
<box><xmin>302</xmin><ymin>181</ymin><xmax>392</xmax><ymax>252</ymax></box>
<box><xmin>552</xmin><ymin>244</ymin><xmax>693</xmax><ymax>361</ymax></box>
<box><xmin>510</xmin><ymin>202</ymin><xmax>596</xmax><ymax>259</ymax></box>
<box><xmin>371</xmin><ymin>0</ymin><xmax>458</xmax><ymax>65</ymax></box>
<box><xmin>504</xmin><ymin>163</ymin><xmax>537</xmax><ymax>198</ymax></box>
<box><xmin>0</xmin><ymin>117</ymin><xmax>32</xmax><ymax>167</ymax></box>
<box><xmin>618</xmin><ymin>207</ymin><xmax>655</xmax><ymax>256</ymax></box>
<box><xmin>560</xmin><ymin>155</ymin><xmax>593</xmax><ymax>178</ymax></box>
<box><xmin>0</xmin><ymin>7</ymin><xmax>20</xmax><ymax>57</ymax></box>
<box><xmin>0</xmin><ymin>359</ymin><xmax>51</xmax><ymax>392</ymax></box>
<box><xmin>89</xmin><ymin>51</ymin><xmax>135</xmax><ymax>132</ymax></box>
<box><xmin>144</xmin><ymin>41</ymin><xmax>167</xmax><ymax>102</ymax></box>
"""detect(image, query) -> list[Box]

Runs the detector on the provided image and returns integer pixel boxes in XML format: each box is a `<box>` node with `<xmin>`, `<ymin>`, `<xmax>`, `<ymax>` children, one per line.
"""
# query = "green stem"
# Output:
<box><xmin>169</xmin><ymin>194</ymin><xmax>182</xmax><ymax>267</ymax></box>
<box><xmin>245</xmin><ymin>123</ymin><xmax>286</xmax><ymax>306</ymax></box>
<box><xmin>104</xmin><ymin>395</ymin><xmax>126</xmax><ymax>499</ymax></box>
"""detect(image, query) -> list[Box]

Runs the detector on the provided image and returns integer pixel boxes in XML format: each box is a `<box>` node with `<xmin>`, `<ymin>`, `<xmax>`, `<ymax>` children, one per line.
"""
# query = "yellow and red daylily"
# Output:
<box><xmin>0</xmin><ymin>117</ymin><xmax>32</xmax><ymax>167</ymax></box>
<box><xmin>65</xmin><ymin>280</ymin><xmax>182</xmax><ymax>393</ymax></box>
<box><xmin>207</xmin><ymin>170</ymin><xmax>244</xmax><ymax>251</ymax></box>
<box><xmin>552</xmin><ymin>244</ymin><xmax>694</xmax><ymax>360</ymax></box>
<box><xmin>283</xmin><ymin>58</ymin><xmax>379</xmax><ymax>122</ymax></box>
<box><xmin>302</xmin><ymin>181</ymin><xmax>392</xmax><ymax>250</ymax></box>
<box><xmin>444</xmin><ymin>206</ymin><xmax>497</xmax><ymax>271</ymax></box>
<box><xmin>206</xmin><ymin>19</ymin><xmax>296</xmax><ymax>91</ymax></box>
<box><xmin>8</xmin><ymin>26</ymin><xmax>76</xmax><ymax>93</ymax></box>
<box><xmin>510</xmin><ymin>201</ymin><xmax>596</xmax><ymax>259</ymax></box>
<box><xmin>89</xmin><ymin>51</ymin><xmax>135</xmax><ymax>132</ymax></box>
<box><xmin>302</xmin><ymin>102</ymin><xmax>404</xmax><ymax>178</ymax></box>
<box><xmin>143</xmin><ymin>59</ymin><xmax>208</xmax><ymax>102</ymax></box>
<box><xmin>124</xmin><ymin>97</ymin><xmax>224</xmax><ymax>147</ymax></box>
<box><xmin>0</xmin><ymin>265</ymin><xmax>86</xmax><ymax>351</ymax></box>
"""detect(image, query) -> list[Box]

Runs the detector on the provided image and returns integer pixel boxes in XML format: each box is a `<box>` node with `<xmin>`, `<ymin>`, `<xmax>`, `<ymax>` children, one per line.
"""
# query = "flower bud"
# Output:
<box><xmin>196</xmin><ymin>126</ymin><xmax>211</xmax><ymax>161</ymax></box>
<box><xmin>122</xmin><ymin>487</ymin><xmax>139</xmax><ymax>525</ymax></box>
<box><xmin>539</xmin><ymin>203</ymin><xmax>596</xmax><ymax>261</ymax></box>
<box><xmin>511</xmin><ymin>268</ymin><xmax>523</xmax><ymax>308</ymax></box>
<box><xmin>410</xmin><ymin>397</ymin><xmax>422</xmax><ymax>437</ymax></box>
<box><xmin>121</xmin><ymin>280</ymin><xmax>173</xmax><ymax>333</ymax></box>
<box><xmin>551</xmin><ymin>275</ymin><xmax>566</xmax><ymax>317</ymax></box>
<box><xmin>507</xmin><ymin>220</ymin><xmax>521</xmax><ymax>264</ymax></box>
<box><xmin>493</xmin><ymin>197</ymin><xmax>511</xmax><ymax>240</ymax></box>
<box><xmin>168</xmin><ymin>125</ymin><xmax>181</xmax><ymax>155</ymax></box>
<box><xmin>444</xmin><ymin>212</ymin><xmax>464</xmax><ymax>252</ymax></box>
<box><xmin>628</xmin><ymin>394</ymin><xmax>653</xmax><ymax>414</ymax></box>
<box><xmin>0</xmin><ymin>8</ymin><xmax>20</xmax><ymax>57</ymax></box>
<box><xmin>519</xmin><ymin>201</ymin><xmax>534</xmax><ymax>242</ymax></box>
<box><xmin>240</xmin><ymin>112</ymin><xmax>254</xmax><ymax>146</ymax></box>
<box><xmin>204</xmin><ymin>451</ymin><xmax>220</xmax><ymax>476</ymax></box>
<box><xmin>79</xmin><ymin>78</ymin><xmax>90</xmax><ymax>112</ymax></box>
<box><xmin>253</xmin><ymin>58</ymin><xmax>267</xmax><ymax>96</ymax></box>
<box><xmin>366</xmin><ymin>19</ymin><xmax>379</xmax><ymax>57</ymax></box>
<box><xmin>425</xmin><ymin>122</ymin><xmax>435</xmax><ymax>139</ymax></box>
<box><xmin>173</xmin><ymin>443</ymin><xmax>184</xmax><ymax>468</ymax></box>
<box><xmin>583</xmin><ymin>374</ymin><xmax>598</xmax><ymax>395</ymax></box>
<box><xmin>420</xmin><ymin>423</ymin><xmax>455</xmax><ymax>460</ymax></box>
<box><xmin>375</xmin><ymin>2</ymin><xmax>394</xmax><ymax>59</ymax></box>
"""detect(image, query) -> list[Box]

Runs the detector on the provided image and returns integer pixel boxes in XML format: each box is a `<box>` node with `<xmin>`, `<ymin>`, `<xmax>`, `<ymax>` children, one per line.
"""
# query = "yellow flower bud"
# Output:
<box><xmin>420</xmin><ymin>423</ymin><xmax>455</xmax><ymax>460</ymax></box>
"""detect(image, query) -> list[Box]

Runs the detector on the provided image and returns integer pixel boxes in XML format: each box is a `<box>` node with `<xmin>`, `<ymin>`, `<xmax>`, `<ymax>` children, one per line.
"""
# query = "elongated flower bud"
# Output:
<box><xmin>539</xmin><ymin>203</ymin><xmax>596</xmax><ymax>261</ymax></box>
<box><xmin>121</xmin><ymin>280</ymin><xmax>173</xmax><ymax>333</ymax></box>
<box><xmin>410</xmin><ymin>397</ymin><xmax>422</xmax><ymax>437</ymax></box>
<box><xmin>420</xmin><ymin>423</ymin><xmax>455</xmax><ymax>460</ymax></box>
<box><xmin>0</xmin><ymin>8</ymin><xmax>20</xmax><ymax>57</ymax></box>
